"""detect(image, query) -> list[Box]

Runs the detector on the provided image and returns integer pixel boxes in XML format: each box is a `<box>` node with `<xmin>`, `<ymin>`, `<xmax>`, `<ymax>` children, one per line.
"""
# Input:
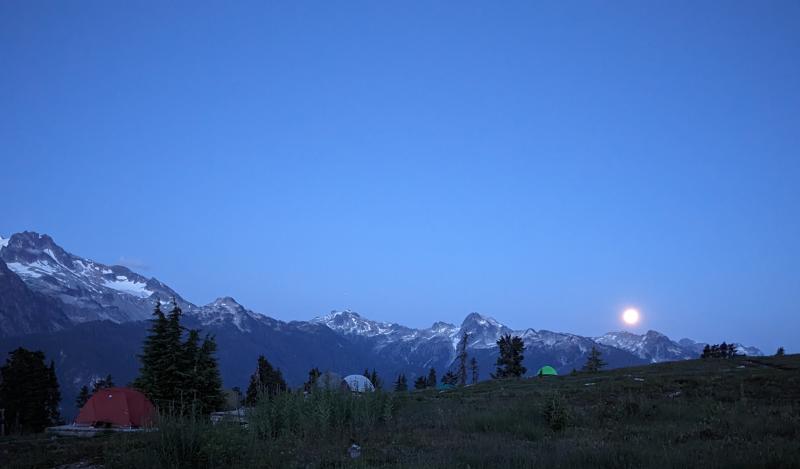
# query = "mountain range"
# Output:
<box><xmin>0</xmin><ymin>231</ymin><xmax>762</xmax><ymax>418</ymax></box>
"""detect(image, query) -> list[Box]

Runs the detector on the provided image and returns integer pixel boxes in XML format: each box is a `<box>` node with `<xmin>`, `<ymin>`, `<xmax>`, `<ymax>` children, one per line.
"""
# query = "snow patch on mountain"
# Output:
<box><xmin>596</xmin><ymin>330</ymin><xmax>692</xmax><ymax>362</ymax></box>
<box><xmin>312</xmin><ymin>310</ymin><xmax>406</xmax><ymax>337</ymax></box>
<box><xmin>0</xmin><ymin>231</ymin><xmax>188</xmax><ymax>323</ymax></box>
<box><xmin>101</xmin><ymin>277</ymin><xmax>153</xmax><ymax>298</ymax></box>
<box><xmin>189</xmin><ymin>297</ymin><xmax>267</xmax><ymax>332</ymax></box>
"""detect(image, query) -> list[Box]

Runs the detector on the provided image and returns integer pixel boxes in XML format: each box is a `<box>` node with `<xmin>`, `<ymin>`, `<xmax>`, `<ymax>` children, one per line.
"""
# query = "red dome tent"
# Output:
<box><xmin>75</xmin><ymin>387</ymin><xmax>155</xmax><ymax>428</ymax></box>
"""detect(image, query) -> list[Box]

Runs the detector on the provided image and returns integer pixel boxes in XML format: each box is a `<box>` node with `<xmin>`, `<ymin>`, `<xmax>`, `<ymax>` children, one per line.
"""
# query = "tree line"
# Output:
<box><xmin>15</xmin><ymin>297</ymin><xmax>782</xmax><ymax>434</ymax></box>
<box><xmin>133</xmin><ymin>301</ymin><xmax>225</xmax><ymax>414</ymax></box>
<box><xmin>700</xmin><ymin>342</ymin><xmax>739</xmax><ymax>359</ymax></box>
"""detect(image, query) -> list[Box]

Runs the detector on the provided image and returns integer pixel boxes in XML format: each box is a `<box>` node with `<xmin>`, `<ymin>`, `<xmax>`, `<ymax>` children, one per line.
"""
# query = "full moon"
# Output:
<box><xmin>622</xmin><ymin>308</ymin><xmax>640</xmax><ymax>325</ymax></box>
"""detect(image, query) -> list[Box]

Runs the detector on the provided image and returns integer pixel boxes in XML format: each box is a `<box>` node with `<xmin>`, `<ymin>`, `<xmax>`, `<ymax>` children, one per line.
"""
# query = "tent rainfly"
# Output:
<box><xmin>342</xmin><ymin>374</ymin><xmax>376</xmax><ymax>393</ymax></box>
<box><xmin>537</xmin><ymin>366</ymin><xmax>558</xmax><ymax>377</ymax></box>
<box><xmin>75</xmin><ymin>387</ymin><xmax>155</xmax><ymax>428</ymax></box>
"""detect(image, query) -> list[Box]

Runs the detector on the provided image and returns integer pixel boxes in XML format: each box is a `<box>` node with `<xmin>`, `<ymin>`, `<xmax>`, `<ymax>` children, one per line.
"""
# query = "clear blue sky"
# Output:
<box><xmin>2</xmin><ymin>1</ymin><xmax>798</xmax><ymax>352</ymax></box>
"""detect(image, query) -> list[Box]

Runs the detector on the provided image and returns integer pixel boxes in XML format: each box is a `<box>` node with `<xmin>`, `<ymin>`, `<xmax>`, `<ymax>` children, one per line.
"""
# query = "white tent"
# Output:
<box><xmin>342</xmin><ymin>374</ymin><xmax>375</xmax><ymax>393</ymax></box>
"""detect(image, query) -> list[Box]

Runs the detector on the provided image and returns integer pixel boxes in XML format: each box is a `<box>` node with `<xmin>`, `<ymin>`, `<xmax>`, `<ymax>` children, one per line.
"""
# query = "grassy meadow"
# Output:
<box><xmin>2</xmin><ymin>354</ymin><xmax>799</xmax><ymax>468</ymax></box>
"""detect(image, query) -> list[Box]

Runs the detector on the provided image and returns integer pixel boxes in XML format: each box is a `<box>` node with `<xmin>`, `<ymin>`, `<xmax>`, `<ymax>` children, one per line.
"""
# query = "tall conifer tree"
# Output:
<box><xmin>426</xmin><ymin>368</ymin><xmax>437</xmax><ymax>388</ymax></box>
<box><xmin>197</xmin><ymin>334</ymin><xmax>225</xmax><ymax>413</ymax></box>
<box><xmin>582</xmin><ymin>346</ymin><xmax>607</xmax><ymax>373</ymax></box>
<box><xmin>457</xmin><ymin>332</ymin><xmax>470</xmax><ymax>386</ymax></box>
<box><xmin>246</xmin><ymin>355</ymin><xmax>286</xmax><ymax>404</ymax></box>
<box><xmin>492</xmin><ymin>334</ymin><xmax>526</xmax><ymax>379</ymax></box>
<box><xmin>0</xmin><ymin>348</ymin><xmax>61</xmax><ymax>433</ymax></box>
<box><xmin>134</xmin><ymin>302</ymin><xmax>169</xmax><ymax>401</ymax></box>
<box><xmin>470</xmin><ymin>357</ymin><xmax>479</xmax><ymax>384</ymax></box>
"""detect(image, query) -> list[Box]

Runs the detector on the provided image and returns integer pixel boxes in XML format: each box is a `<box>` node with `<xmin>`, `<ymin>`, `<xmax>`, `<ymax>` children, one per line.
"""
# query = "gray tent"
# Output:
<box><xmin>342</xmin><ymin>374</ymin><xmax>375</xmax><ymax>393</ymax></box>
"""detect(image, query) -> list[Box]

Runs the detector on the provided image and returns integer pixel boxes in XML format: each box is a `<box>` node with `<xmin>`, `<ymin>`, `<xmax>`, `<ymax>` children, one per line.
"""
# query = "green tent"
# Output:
<box><xmin>536</xmin><ymin>365</ymin><xmax>558</xmax><ymax>377</ymax></box>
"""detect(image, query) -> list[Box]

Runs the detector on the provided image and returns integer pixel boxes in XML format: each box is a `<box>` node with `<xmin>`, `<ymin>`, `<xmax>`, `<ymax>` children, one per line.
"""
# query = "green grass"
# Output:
<box><xmin>3</xmin><ymin>354</ymin><xmax>799</xmax><ymax>468</ymax></box>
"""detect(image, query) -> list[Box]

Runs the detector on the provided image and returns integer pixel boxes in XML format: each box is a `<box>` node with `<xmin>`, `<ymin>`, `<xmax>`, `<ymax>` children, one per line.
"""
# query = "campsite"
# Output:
<box><xmin>2</xmin><ymin>353</ymin><xmax>798</xmax><ymax>468</ymax></box>
<box><xmin>2</xmin><ymin>1</ymin><xmax>799</xmax><ymax>468</ymax></box>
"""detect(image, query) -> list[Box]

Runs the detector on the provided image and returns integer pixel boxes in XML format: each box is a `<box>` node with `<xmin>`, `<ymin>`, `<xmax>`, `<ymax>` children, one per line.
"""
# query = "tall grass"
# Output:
<box><xmin>249</xmin><ymin>387</ymin><xmax>394</xmax><ymax>441</ymax></box>
<box><xmin>103</xmin><ymin>389</ymin><xmax>396</xmax><ymax>469</ymax></box>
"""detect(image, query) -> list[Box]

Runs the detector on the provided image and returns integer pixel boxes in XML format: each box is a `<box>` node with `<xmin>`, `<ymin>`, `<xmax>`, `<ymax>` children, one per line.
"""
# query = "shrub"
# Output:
<box><xmin>542</xmin><ymin>392</ymin><xmax>570</xmax><ymax>432</ymax></box>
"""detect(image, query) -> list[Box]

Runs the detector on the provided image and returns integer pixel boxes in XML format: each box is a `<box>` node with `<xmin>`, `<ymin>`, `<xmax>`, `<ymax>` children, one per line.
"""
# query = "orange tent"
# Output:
<box><xmin>75</xmin><ymin>387</ymin><xmax>155</xmax><ymax>428</ymax></box>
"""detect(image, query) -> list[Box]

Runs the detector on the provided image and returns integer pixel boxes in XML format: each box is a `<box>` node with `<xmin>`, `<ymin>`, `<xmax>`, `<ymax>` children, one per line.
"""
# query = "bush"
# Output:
<box><xmin>542</xmin><ymin>392</ymin><xmax>570</xmax><ymax>432</ymax></box>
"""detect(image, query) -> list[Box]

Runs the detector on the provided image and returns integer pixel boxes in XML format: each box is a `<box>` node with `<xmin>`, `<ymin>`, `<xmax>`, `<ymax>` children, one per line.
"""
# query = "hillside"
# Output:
<box><xmin>1</xmin><ymin>231</ymin><xmax>766</xmax><ymax>424</ymax></box>
<box><xmin>3</xmin><ymin>354</ymin><xmax>799</xmax><ymax>468</ymax></box>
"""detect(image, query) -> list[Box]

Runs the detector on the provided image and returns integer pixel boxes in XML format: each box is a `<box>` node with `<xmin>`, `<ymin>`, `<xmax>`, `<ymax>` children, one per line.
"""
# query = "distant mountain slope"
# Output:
<box><xmin>312</xmin><ymin>310</ymin><xmax>648</xmax><ymax>377</ymax></box>
<box><xmin>2</xmin><ymin>309</ymin><xmax>380</xmax><ymax>421</ymax></box>
<box><xmin>0</xmin><ymin>232</ymin><xmax>188</xmax><ymax>323</ymax></box>
<box><xmin>0</xmin><ymin>258</ymin><xmax>73</xmax><ymax>337</ymax></box>
<box><xmin>596</xmin><ymin>330</ymin><xmax>694</xmax><ymax>362</ymax></box>
<box><xmin>0</xmin><ymin>230</ymin><xmax>763</xmax><ymax>421</ymax></box>
<box><xmin>597</xmin><ymin>331</ymin><xmax>763</xmax><ymax>362</ymax></box>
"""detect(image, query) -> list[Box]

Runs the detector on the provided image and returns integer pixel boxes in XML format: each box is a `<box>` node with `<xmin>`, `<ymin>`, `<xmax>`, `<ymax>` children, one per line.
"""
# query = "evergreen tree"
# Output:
<box><xmin>196</xmin><ymin>334</ymin><xmax>225</xmax><ymax>413</ymax></box>
<box><xmin>134</xmin><ymin>301</ymin><xmax>224</xmax><ymax>414</ymax></box>
<box><xmin>426</xmin><ymin>368</ymin><xmax>437</xmax><ymax>388</ymax></box>
<box><xmin>92</xmin><ymin>374</ymin><xmax>115</xmax><ymax>393</ymax></box>
<box><xmin>46</xmin><ymin>360</ymin><xmax>62</xmax><ymax>426</ymax></box>
<box><xmin>441</xmin><ymin>371</ymin><xmax>459</xmax><ymax>386</ymax></box>
<box><xmin>133</xmin><ymin>303</ymin><xmax>169</xmax><ymax>401</ymax></box>
<box><xmin>470</xmin><ymin>357</ymin><xmax>479</xmax><ymax>384</ymax></box>
<box><xmin>245</xmin><ymin>355</ymin><xmax>286</xmax><ymax>404</ymax></box>
<box><xmin>162</xmin><ymin>300</ymin><xmax>186</xmax><ymax>405</ymax></box>
<box><xmin>457</xmin><ymin>332</ymin><xmax>470</xmax><ymax>386</ymax></box>
<box><xmin>394</xmin><ymin>374</ymin><xmax>408</xmax><ymax>392</ymax></box>
<box><xmin>180</xmin><ymin>329</ymin><xmax>202</xmax><ymax>408</ymax></box>
<box><xmin>776</xmin><ymin>347</ymin><xmax>785</xmax><ymax>356</ymax></box>
<box><xmin>369</xmin><ymin>369</ymin><xmax>382</xmax><ymax>390</ymax></box>
<box><xmin>0</xmin><ymin>348</ymin><xmax>61</xmax><ymax>433</ymax></box>
<box><xmin>703</xmin><ymin>342</ymin><xmax>739</xmax><ymax>359</ymax></box>
<box><xmin>413</xmin><ymin>376</ymin><xmax>427</xmax><ymax>390</ymax></box>
<box><xmin>582</xmin><ymin>346</ymin><xmax>607</xmax><ymax>373</ymax></box>
<box><xmin>76</xmin><ymin>385</ymin><xmax>91</xmax><ymax>409</ymax></box>
<box><xmin>304</xmin><ymin>367</ymin><xmax>322</xmax><ymax>392</ymax></box>
<box><xmin>492</xmin><ymin>334</ymin><xmax>527</xmax><ymax>379</ymax></box>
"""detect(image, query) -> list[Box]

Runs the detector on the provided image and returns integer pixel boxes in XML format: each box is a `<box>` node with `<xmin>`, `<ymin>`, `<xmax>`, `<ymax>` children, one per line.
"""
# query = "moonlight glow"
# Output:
<box><xmin>622</xmin><ymin>308</ymin><xmax>640</xmax><ymax>325</ymax></box>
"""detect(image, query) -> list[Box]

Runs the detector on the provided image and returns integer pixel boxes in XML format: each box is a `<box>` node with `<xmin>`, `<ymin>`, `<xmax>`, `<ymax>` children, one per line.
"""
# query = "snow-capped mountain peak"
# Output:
<box><xmin>461</xmin><ymin>312</ymin><xmax>503</xmax><ymax>329</ymax></box>
<box><xmin>0</xmin><ymin>235</ymin><xmax>8</xmax><ymax>251</ymax></box>
<box><xmin>190</xmin><ymin>297</ymin><xmax>264</xmax><ymax>332</ymax></box>
<box><xmin>0</xmin><ymin>231</ymin><xmax>187</xmax><ymax>323</ymax></box>
<box><xmin>313</xmin><ymin>310</ymin><xmax>405</xmax><ymax>337</ymax></box>
<box><xmin>430</xmin><ymin>321</ymin><xmax>457</xmax><ymax>333</ymax></box>
<box><xmin>593</xmin><ymin>330</ymin><xmax>766</xmax><ymax>363</ymax></box>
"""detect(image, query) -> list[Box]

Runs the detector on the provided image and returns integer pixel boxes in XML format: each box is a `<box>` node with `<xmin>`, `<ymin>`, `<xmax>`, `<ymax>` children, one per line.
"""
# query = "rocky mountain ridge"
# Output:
<box><xmin>0</xmin><ymin>231</ymin><xmax>763</xmax><ymax>418</ymax></box>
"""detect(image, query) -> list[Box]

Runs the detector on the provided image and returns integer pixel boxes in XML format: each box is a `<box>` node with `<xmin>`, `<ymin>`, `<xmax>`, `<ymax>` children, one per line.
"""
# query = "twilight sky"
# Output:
<box><xmin>1</xmin><ymin>1</ymin><xmax>798</xmax><ymax>352</ymax></box>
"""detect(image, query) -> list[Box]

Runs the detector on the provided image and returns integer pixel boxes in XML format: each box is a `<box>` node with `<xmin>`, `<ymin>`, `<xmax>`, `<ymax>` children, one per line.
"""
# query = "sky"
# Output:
<box><xmin>1</xmin><ymin>1</ymin><xmax>798</xmax><ymax>352</ymax></box>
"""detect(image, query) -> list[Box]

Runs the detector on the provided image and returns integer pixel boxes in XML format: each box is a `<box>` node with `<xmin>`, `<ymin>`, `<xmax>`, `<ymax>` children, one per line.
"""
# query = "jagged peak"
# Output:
<box><xmin>461</xmin><ymin>312</ymin><xmax>503</xmax><ymax>329</ymax></box>
<box><xmin>430</xmin><ymin>321</ymin><xmax>456</xmax><ymax>330</ymax></box>
<box><xmin>313</xmin><ymin>310</ymin><xmax>372</xmax><ymax>325</ymax></box>
<box><xmin>9</xmin><ymin>231</ymin><xmax>60</xmax><ymax>248</ymax></box>
<box><xmin>212</xmin><ymin>296</ymin><xmax>242</xmax><ymax>307</ymax></box>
